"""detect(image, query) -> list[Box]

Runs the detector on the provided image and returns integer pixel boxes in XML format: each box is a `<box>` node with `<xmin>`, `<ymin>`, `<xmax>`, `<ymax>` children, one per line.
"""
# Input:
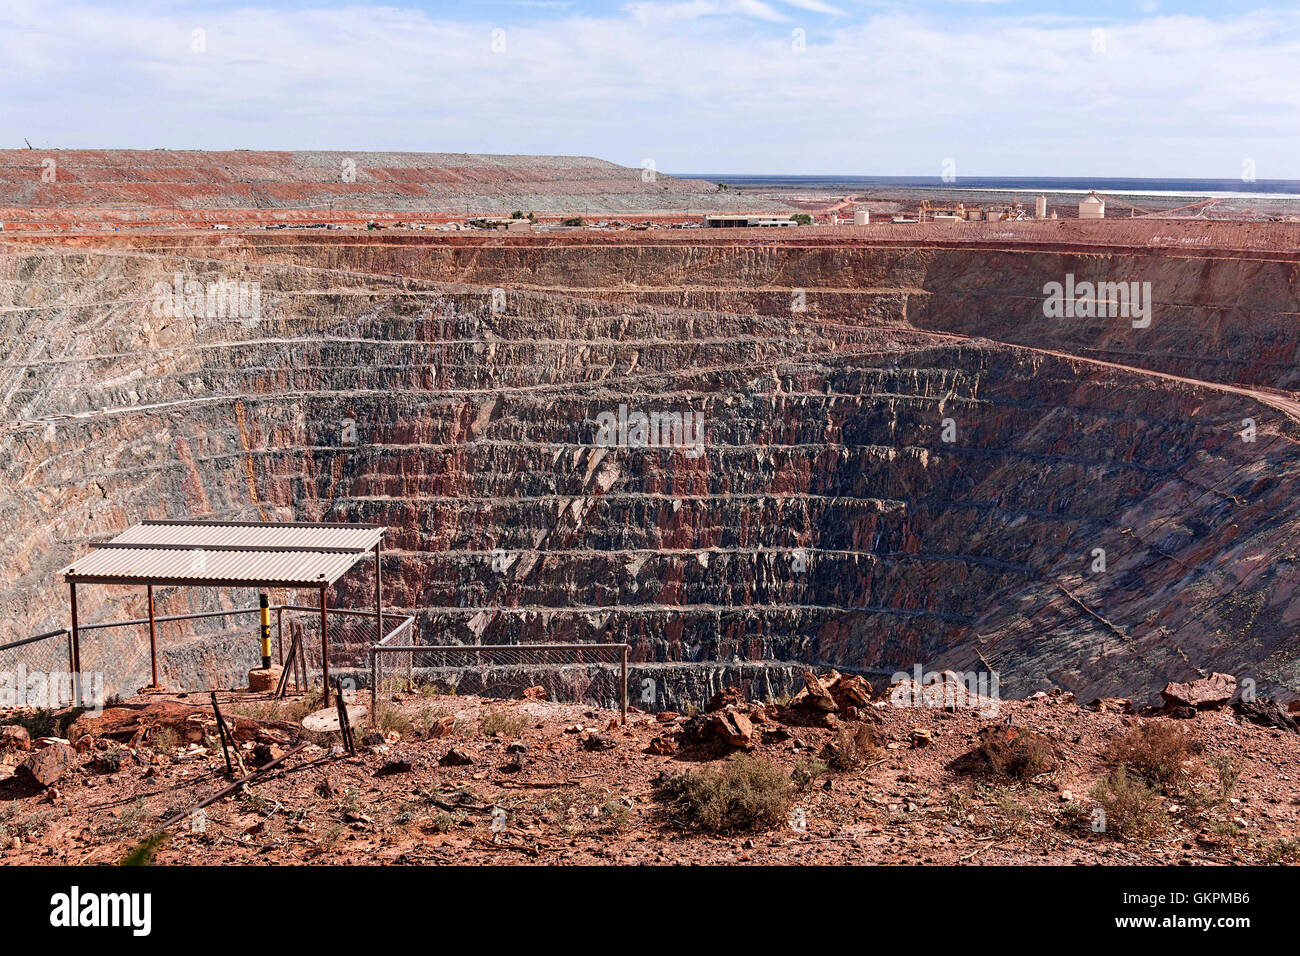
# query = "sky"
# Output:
<box><xmin>1</xmin><ymin>0</ymin><xmax>1297</xmax><ymax>178</ymax></box>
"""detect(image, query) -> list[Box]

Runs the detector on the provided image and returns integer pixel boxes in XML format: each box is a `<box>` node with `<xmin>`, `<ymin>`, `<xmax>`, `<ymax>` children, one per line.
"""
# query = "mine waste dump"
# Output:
<box><xmin>2</xmin><ymin>229</ymin><xmax>1300</xmax><ymax>709</ymax></box>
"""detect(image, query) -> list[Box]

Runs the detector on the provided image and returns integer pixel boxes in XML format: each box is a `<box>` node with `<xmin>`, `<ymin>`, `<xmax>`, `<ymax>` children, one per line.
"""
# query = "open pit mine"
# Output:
<box><xmin>2</xmin><ymin>152</ymin><xmax>1300</xmax><ymax>715</ymax></box>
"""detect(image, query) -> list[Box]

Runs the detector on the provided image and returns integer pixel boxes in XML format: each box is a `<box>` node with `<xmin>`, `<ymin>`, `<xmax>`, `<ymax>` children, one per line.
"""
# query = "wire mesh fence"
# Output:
<box><xmin>3</xmin><ymin>606</ymin><xmax>627</xmax><ymax>717</ymax></box>
<box><xmin>280</xmin><ymin>606</ymin><xmax>403</xmax><ymax>689</ymax></box>
<box><xmin>0</xmin><ymin>629</ymin><xmax>78</xmax><ymax>708</ymax></box>
<box><xmin>370</xmin><ymin>638</ymin><xmax>629</xmax><ymax>717</ymax></box>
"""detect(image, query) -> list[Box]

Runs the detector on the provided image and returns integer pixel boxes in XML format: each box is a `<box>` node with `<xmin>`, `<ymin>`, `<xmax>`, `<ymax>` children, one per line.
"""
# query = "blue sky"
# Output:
<box><xmin>2</xmin><ymin>1</ymin><xmax>1297</xmax><ymax>177</ymax></box>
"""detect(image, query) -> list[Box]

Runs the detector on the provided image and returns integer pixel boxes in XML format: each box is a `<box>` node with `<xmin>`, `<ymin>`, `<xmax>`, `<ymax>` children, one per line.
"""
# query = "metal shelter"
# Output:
<box><xmin>60</xmin><ymin>519</ymin><xmax>387</xmax><ymax>705</ymax></box>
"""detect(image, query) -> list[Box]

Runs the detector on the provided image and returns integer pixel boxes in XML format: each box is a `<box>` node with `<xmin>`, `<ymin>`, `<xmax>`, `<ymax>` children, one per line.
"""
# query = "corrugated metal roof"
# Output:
<box><xmin>61</xmin><ymin>520</ymin><xmax>386</xmax><ymax>588</ymax></box>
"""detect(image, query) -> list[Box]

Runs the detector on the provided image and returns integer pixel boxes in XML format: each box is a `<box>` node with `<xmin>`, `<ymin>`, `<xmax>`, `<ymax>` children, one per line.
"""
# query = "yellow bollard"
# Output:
<box><xmin>259</xmin><ymin>594</ymin><xmax>272</xmax><ymax>669</ymax></box>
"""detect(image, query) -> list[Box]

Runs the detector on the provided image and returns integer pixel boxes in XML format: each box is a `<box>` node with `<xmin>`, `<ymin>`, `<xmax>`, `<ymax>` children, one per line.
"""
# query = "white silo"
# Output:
<box><xmin>1079</xmin><ymin>191</ymin><xmax>1105</xmax><ymax>219</ymax></box>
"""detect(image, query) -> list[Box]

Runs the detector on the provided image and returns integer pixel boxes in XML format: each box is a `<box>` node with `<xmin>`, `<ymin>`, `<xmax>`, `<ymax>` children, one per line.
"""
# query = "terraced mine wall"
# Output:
<box><xmin>210</xmin><ymin>232</ymin><xmax>1300</xmax><ymax>392</ymax></box>
<box><xmin>3</xmin><ymin>236</ymin><xmax>1299</xmax><ymax>706</ymax></box>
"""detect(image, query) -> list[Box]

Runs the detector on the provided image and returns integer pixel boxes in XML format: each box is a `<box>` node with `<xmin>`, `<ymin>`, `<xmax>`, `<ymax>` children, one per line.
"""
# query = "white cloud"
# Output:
<box><xmin>0</xmin><ymin>2</ymin><xmax>1297</xmax><ymax>177</ymax></box>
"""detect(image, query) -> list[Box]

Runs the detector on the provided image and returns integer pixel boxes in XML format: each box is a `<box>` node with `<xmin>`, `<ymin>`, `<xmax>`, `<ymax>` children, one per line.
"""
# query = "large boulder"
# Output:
<box><xmin>1161</xmin><ymin>673</ymin><xmax>1237</xmax><ymax>710</ymax></box>
<box><xmin>17</xmin><ymin>741</ymin><xmax>77</xmax><ymax>788</ymax></box>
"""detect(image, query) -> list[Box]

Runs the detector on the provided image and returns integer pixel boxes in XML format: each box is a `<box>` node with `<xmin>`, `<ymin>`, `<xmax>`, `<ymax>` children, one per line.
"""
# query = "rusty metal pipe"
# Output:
<box><xmin>147</xmin><ymin>584</ymin><xmax>158</xmax><ymax>688</ymax></box>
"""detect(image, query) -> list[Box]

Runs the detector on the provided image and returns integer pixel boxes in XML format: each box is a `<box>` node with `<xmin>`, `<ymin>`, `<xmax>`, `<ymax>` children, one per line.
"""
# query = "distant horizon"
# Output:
<box><xmin>673</xmin><ymin>173</ymin><xmax>1300</xmax><ymax>198</ymax></box>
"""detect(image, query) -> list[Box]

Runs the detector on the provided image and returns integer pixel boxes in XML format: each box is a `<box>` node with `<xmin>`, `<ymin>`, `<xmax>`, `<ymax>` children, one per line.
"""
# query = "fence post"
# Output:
<box><xmin>370</xmin><ymin>646</ymin><xmax>378</xmax><ymax>708</ymax></box>
<box><xmin>620</xmin><ymin>645</ymin><xmax>628</xmax><ymax>725</ymax></box>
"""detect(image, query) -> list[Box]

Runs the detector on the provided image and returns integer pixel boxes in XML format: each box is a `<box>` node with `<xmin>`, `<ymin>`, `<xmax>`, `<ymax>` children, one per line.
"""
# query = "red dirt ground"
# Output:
<box><xmin>0</xmin><ymin>684</ymin><xmax>1295</xmax><ymax>866</ymax></box>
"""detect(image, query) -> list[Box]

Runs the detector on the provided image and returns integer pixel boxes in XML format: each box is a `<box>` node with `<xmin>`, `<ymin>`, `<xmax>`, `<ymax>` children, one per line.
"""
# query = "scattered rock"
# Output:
<box><xmin>799</xmin><ymin>672</ymin><xmax>838</xmax><ymax>712</ymax></box>
<box><xmin>17</xmin><ymin>741</ymin><xmax>77</xmax><ymax>788</ymax></box>
<box><xmin>0</xmin><ymin>725</ymin><xmax>31</xmax><ymax>752</ymax></box>
<box><xmin>705</xmin><ymin>687</ymin><xmax>747</xmax><ymax>712</ymax></box>
<box><xmin>1161</xmin><ymin>673</ymin><xmax>1237</xmax><ymax>710</ymax></box>
<box><xmin>911</xmin><ymin>727</ymin><xmax>933</xmax><ymax>748</ymax></box>
<box><xmin>439</xmin><ymin>747</ymin><xmax>475</xmax><ymax>766</ymax></box>
<box><xmin>425</xmin><ymin>716</ymin><xmax>456</xmax><ymax>739</ymax></box>
<box><xmin>375</xmin><ymin>758</ymin><xmax>415</xmax><ymax>776</ymax></box>
<box><xmin>1090</xmin><ymin>697</ymin><xmax>1134</xmax><ymax>714</ymax></box>
<box><xmin>583</xmin><ymin>733</ymin><xmax>617</xmax><ymax>751</ymax></box>
<box><xmin>645</xmin><ymin>735</ymin><xmax>677</xmax><ymax>756</ymax></box>
<box><xmin>248</xmin><ymin>742</ymin><xmax>285</xmax><ymax>767</ymax></box>
<box><xmin>522</xmin><ymin>686</ymin><xmax>547</xmax><ymax>700</ymax></box>
<box><xmin>91</xmin><ymin>750</ymin><xmax>122</xmax><ymax>773</ymax></box>
<box><xmin>1233</xmin><ymin>698</ymin><xmax>1299</xmax><ymax>733</ymax></box>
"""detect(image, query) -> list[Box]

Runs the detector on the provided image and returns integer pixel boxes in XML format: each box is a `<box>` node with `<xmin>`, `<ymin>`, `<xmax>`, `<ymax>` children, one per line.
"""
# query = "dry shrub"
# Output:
<box><xmin>1091</xmin><ymin>767</ymin><xmax>1168</xmax><ymax>840</ymax></box>
<box><xmin>479</xmin><ymin>708</ymin><xmax>528</xmax><ymax>738</ymax></box>
<box><xmin>654</xmin><ymin>754</ymin><xmax>793</xmax><ymax>833</ymax></box>
<box><xmin>968</xmin><ymin>726</ymin><xmax>1057</xmax><ymax>779</ymax></box>
<box><xmin>1107</xmin><ymin>721</ymin><xmax>1201</xmax><ymax>793</ymax></box>
<box><xmin>822</xmin><ymin>723</ymin><xmax>881</xmax><ymax>772</ymax></box>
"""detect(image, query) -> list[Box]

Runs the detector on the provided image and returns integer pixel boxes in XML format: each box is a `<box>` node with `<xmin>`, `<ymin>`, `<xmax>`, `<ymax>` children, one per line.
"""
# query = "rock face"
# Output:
<box><xmin>3</xmin><ymin>229</ymin><xmax>1300</xmax><ymax>707</ymax></box>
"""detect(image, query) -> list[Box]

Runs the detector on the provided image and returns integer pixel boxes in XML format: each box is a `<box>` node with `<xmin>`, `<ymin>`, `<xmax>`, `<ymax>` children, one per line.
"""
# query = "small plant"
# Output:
<box><xmin>654</xmin><ymin>754</ymin><xmax>793</xmax><ymax>834</ymax></box>
<box><xmin>1186</xmin><ymin>754</ymin><xmax>1239</xmax><ymax>810</ymax></box>
<box><xmin>479</xmin><ymin>708</ymin><xmax>527</xmax><ymax>738</ymax></box>
<box><xmin>1091</xmin><ymin>767</ymin><xmax>1168</xmax><ymax>840</ymax></box>
<box><xmin>598</xmin><ymin>798</ymin><xmax>632</xmax><ymax>831</ymax></box>
<box><xmin>822</xmin><ymin>723</ymin><xmax>880</xmax><ymax>772</ymax></box>
<box><xmin>376</xmin><ymin>706</ymin><xmax>414</xmax><ymax>738</ymax></box>
<box><xmin>150</xmin><ymin>727</ymin><xmax>179</xmax><ymax>755</ymax></box>
<box><xmin>965</xmin><ymin>726</ymin><xmax>1057</xmax><ymax>780</ymax></box>
<box><xmin>428</xmin><ymin>812</ymin><xmax>463</xmax><ymax>833</ymax></box>
<box><xmin>120</xmin><ymin>832</ymin><xmax>167</xmax><ymax>866</ymax></box>
<box><xmin>102</xmin><ymin>799</ymin><xmax>151</xmax><ymax>839</ymax></box>
<box><xmin>1107</xmin><ymin>722</ymin><xmax>1201</xmax><ymax>793</ymax></box>
<box><xmin>562</xmin><ymin>217</ymin><xmax>585</xmax><ymax>227</ymax></box>
<box><xmin>791</xmin><ymin>758</ymin><xmax>829</xmax><ymax>789</ymax></box>
<box><xmin>790</xmin><ymin>213</ymin><xmax>812</xmax><ymax>225</ymax></box>
<box><xmin>1262</xmin><ymin>837</ymin><xmax>1300</xmax><ymax>865</ymax></box>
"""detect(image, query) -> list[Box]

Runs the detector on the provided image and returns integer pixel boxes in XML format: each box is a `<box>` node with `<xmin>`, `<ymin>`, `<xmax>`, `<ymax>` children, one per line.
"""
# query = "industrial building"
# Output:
<box><xmin>703</xmin><ymin>214</ymin><xmax>797</xmax><ymax>228</ymax></box>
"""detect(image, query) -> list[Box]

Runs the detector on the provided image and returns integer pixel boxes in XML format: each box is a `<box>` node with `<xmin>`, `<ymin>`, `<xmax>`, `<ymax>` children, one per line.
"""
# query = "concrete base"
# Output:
<box><xmin>248</xmin><ymin>666</ymin><xmax>283</xmax><ymax>693</ymax></box>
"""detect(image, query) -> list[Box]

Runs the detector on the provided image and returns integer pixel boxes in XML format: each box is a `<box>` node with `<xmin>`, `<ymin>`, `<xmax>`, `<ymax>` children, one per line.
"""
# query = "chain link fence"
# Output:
<box><xmin>0</xmin><ymin>629</ymin><xmax>78</xmax><ymax>708</ymax></box>
<box><xmin>370</xmin><ymin>634</ymin><xmax>629</xmax><ymax>718</ymax></box>
<box><xmin>279</xmin><ymin>605</ymin><xmax>405</xmax><ymax>695</ymax></box>
<box><xmin>4</xmin><ymin>607</ymin><xmax>629</xmax><ymax>718</ymax></box>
